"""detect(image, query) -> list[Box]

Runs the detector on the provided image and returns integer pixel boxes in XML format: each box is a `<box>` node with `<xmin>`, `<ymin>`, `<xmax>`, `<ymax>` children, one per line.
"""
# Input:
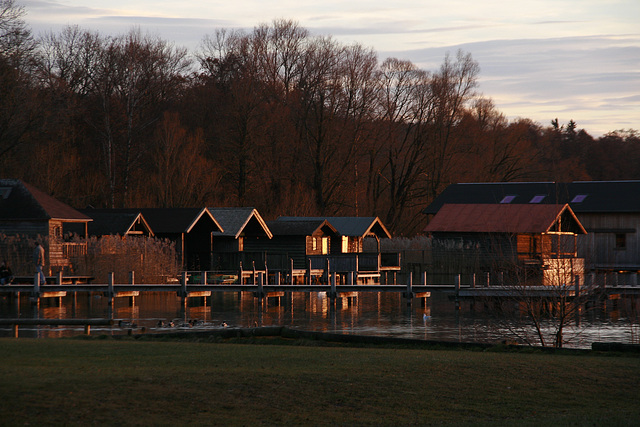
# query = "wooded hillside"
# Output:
<box><xmin>1</xmin><ymin>1</ymin><xmax>638</xmax><ymax>235</ymax></box>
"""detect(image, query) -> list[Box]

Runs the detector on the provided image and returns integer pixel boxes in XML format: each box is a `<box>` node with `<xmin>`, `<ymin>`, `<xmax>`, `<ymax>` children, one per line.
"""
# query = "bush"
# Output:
<box><xmin>70</xmin><ymin>235</ymin><xmax>178</xmax><ymax>283</ymax></box>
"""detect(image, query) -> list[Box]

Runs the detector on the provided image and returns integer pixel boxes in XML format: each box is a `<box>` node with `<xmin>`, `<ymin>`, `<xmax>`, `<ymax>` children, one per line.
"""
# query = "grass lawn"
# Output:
<box><xmin>0</xmin><ymin>336</ymin><xmax>638</xmax><ymax>426</ymax></box>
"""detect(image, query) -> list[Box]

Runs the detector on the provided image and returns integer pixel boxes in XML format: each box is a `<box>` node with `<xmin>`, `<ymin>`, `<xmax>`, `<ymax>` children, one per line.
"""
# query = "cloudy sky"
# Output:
<box><xmin>20</xmin><ymin>0</ymin><xmax>640</xmax><ymax>136</ymax></box>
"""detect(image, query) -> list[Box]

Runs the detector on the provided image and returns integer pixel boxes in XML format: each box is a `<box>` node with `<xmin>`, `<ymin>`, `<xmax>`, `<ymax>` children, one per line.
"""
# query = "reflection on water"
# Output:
<box><xmin>0</xmin><ymin>291</ymin><xmax>638</xmax><ymax>348</ymax></box>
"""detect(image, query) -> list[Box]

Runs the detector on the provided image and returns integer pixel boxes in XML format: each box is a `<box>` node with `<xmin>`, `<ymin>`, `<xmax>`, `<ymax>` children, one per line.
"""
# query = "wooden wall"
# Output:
<box><xmin>577</xmin><ymin>213</ymin><xmax>640</xmax><ymax>271</ymax></box>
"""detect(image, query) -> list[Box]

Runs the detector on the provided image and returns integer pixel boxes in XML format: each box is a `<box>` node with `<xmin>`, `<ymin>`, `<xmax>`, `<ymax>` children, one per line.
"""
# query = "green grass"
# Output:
<box><xmin>0</xmin><ymin>337</ymin><xmax>638</xmax><ymax>426</ymax></box>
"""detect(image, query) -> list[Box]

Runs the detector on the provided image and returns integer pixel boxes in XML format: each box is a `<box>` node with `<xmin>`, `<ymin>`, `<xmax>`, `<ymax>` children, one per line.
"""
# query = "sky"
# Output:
<box><xmin>19</xmin><ymin>0</ymin><xmax>640</xmax><ymax>137</ymax></box>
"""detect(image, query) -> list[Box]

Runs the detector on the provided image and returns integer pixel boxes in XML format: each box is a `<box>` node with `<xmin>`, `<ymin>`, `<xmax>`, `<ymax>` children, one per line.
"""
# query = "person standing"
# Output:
<box><xmin>33</xmin><ymin>242</ymin><xmax>45</xmax><ymax>285</ymax></box>
<box><xmin>0</xmin><ymin>261</ymin><xmax>12</xmax><ymax>285</ymax></box>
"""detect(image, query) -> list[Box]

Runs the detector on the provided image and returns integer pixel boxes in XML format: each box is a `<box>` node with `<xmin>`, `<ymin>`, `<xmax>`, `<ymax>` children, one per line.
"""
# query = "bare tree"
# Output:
<box><xmin>0</xmin><ymin>0</ymin><xmax>38</xmax><ymax>160</ymax></box>
<box><xmin>425</xmin><ymin>50</ymin><xmax>479</xmax><ymax>201</ymax></box>
<box><xmin>151</xmin><ymin>112</ymin><xmax>219</xmax><ymax>207</ymax></box>
<box><xmin>371</xmin><ymin>57</ymin><xmax>434</xmax><ymax>233</ymax></box>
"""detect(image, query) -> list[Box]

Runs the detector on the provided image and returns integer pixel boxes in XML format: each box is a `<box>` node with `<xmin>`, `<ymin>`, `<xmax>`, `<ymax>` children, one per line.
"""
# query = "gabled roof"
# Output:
<box><xmin>209</xmin><ymin>207</ymin><xmax>272</xmax><ymax>239</ymax></box>
<box><xmin>82</xmin><ymin>208</ymin><xmax>223</xmax><ymax>235</ymax></box>
<box><xmin>276</xmin><ymin>216</ymin><xmax>392</xmax><ymax>238</ymax></box>
<box><xmin>139</xmin><ymin>208</ymin><xmax>223</xmax><ymax>234</ymax></box>
<box><xmin>424</xmin><ymin>204</ymin><xmax>586</xmax><ymax>234</ymax></box>
<box><xmin>80</xmin><ymin>210</ymin><xmax>153</xmax><ymax>237</ymax></box>
<box><xmin>424</xmin><ymin>181</ymin><xmax>640</xmax><ymax>215</ymax></box>
<box><xmin>0</xmin><ymin>179</ymin><xmax>90</xmax><ymax>222</ymax></box>
<box><xmin>267</xmin><ymin>219</ymin><xmax>338</xmax><ymax>237</ymax></box>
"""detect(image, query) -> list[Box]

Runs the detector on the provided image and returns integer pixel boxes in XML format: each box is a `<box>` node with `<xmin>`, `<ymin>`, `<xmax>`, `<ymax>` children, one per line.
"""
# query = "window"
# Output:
<box><xmin>616</xmin><ymin>233</ymin><xmax>626</xmax><ymax>250</ymax></box>
<box><xmin>500</xmin><ymin>195</ymin><xmax>516</xmax><ymax>204</ymax></box>
<box><xmin>342</xmin><ymin>236</ymin><xmax>349</xmax><ymax>253</ymax></box>
<box><xmin>312</xmin><ymin>237</ymin><xmax>317</xmax><ymax>251</ymax></box>
<box><xmin>571</xmin><ymin>194</ymin><xmax>588</xmax><ymax>203</ymax></box>
<box><xmin>529</xmin><ymin>195</ymin><xmax>546</xmax><ymax>203</ymax></box>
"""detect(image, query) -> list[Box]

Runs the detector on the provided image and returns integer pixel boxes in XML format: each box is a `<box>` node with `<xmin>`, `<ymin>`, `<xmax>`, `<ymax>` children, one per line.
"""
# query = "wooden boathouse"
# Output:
<box><xmin>424</xmin><ymin>203</ymin><xmax>587</xmax><ymax>287</ymax></box>
<box><xmin>424</xmin><ymin>181</ymin><xmax>640</xmax><ymax>275</ymax></box>
<box><xmin>0</xmin><ymin>179</ymin><xmax>91</xmax><ymax>274</ymax></box>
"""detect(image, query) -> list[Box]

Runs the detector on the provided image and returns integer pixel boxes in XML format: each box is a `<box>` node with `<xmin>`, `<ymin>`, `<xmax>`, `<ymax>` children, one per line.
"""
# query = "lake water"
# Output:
<box><xmin>1</xmin><ymin>290</ymin><xmax>638</xmax><ymax>348</ymax></box>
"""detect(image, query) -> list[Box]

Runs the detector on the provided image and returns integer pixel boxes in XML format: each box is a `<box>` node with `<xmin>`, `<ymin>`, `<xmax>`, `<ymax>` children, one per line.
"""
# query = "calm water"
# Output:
<box><xmin>1</xmin><ymin>290</ymin><xmax>638</xmax><ymax>348</ymax></box>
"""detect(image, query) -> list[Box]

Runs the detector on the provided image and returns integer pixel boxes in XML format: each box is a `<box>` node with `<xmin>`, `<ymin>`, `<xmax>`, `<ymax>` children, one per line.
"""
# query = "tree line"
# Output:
<box><xmin>1</xmin><ymin>1</ymin><xmax>638</xmax><ymax>235</ymax></box>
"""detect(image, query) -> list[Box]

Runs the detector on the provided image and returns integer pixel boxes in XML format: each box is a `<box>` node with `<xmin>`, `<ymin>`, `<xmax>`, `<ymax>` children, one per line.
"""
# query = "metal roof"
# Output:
<box><xmin>0</xmin><ymin>179</ymin><xmax>90</xmax><ymax>222</ymax></box>
<box><xmin>424</xmin><ymin>181</ymin><xmax>640</xmax><ymax>215</ymax></box>
<box><xmin>276</xmin><ymin>216</ymin><xmax>392</xmax><ymax>238</ymax></box>
<box><xmin>82</xmin><ymin>208</ymin><xmax>222</xmax><ymax>235</ymax></box>
<box><xmin>80</xmin><ymin>210</ymin><xmax>153</xmax><ymax>237</ymax></box>
<box><xmin>424</xmin><ymin>204</ymin><xmax>586</xmax><ymax>234</ymax></box>
<box><xmin>208</xmin><ymin>207</ymin><xmax>272</xmax><ymax>239</ymax></box>
<box><xmin>267</xmin><ymin>219</ymin><xmax>338</xmax><ymax>236</ymax></box>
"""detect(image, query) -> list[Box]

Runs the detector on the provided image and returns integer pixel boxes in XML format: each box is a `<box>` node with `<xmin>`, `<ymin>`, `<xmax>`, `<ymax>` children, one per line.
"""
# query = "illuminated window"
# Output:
<box><xmin>530</xmin><ymin>195</ymin><xmax>546</xmax><ymax>203</ymax></box>
<box><xmin>500</xmin><ymin>195</ymin><xmax>516</xmax><ymax>204</ymax></box>
<box><xmin>571</xmin><ymin>194</ymin><xmax>588</xmax><ymax>203</ymax></box>
<box><xmin>342</xmin><ymin>236</ymin><xmax>349</xmax><ymax>253</ymax></box>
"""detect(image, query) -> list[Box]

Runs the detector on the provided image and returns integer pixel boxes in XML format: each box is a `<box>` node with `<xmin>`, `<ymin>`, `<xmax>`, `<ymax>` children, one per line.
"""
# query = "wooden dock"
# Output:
<box><xmin>2</xmin><ymin>272</ymin><xmax>638</xmax><ymax>303</ymax></box>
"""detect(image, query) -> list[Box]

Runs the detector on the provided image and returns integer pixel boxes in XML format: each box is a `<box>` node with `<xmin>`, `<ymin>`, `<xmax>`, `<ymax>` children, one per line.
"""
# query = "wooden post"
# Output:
<box><xmin>422</xmin><ymin>271</ymin><xmax>427</xmax><ymax>286</ymax></box>
<box><xmin>13</xmin><ymin>324</ymin><xmax>18</xmax><ymax>338</ymax></box>
<box><xmin>330</xmin><ymin>272</ymin><xmax>337</xmax><ymax>299</ymax></box>
<box><xmin>471</xmin><ymin>273</ymin><xmax>476</xmax><ymax>288</ymax></box>
<box><xmin>57</xmin><ymin>271</ymin><xmax>63</xmax><ymax>285</ymax></box>
<box><xmin>455</xmin><ymin>274</ymin><xmax>461</xmax><ymax>310</ymax></box>
<box><xmin>181</xmin><ymin>271</ymin><xmax>187</xmax><ymax>298</ymax></box>
<box><xmin>129</xmin><ymin>271</ymin><xmax>135</xmax><ymax>285</ymax></box>
<box><xmin>84</xmin><ymin>324</ymin><xmax>91</xmax><ymax>335</ymax></box>
<box><xmin>405</xmin><ymin>273</ymin><xmax>413</xmax><ymax>302</ymax></box>
<box><xmin>257</xmin><ymin>272</ymin><xmax>264</xmax><ymax>298</ymax></box>
<box><xmin>239</xmin><ymin>262</ymin><xmax>244</xmax><ymax>285</ymax></box>
<box><xmin>201</xmin><ymin>271</ymin><xmax>207</xmax><ymax>285</ymax></box>
<box><xmin>307</xmin><ymin>259</ymin><xmax>312</xmax><ymax>285</ymax></box>
<box><xmin>325</xmin><ymin>259</ymin><xmax>330</xmax><ymax>285</ymax></box>
<box><xmin>290</xmin><ymin>259</ymin><xmax>294</xmax><ymax>285</ymax></box>
<box><xmin>108</xmin><ymin>272</ymin><xmax>114</xmax><ymax>299</ymax></box>
<box><xmin>485</xmin><ymin>272</ymin><xmax>490</xmax><ymax>288</ymax></box>
<box><xmin>252</xmin><ymin>261</ymin><xmax>256</xmax><ymax>285</ymax></box>
<box><xmin>33</xmin><ymin>273</ymin><xmax>40</xmax><ymax>298</ymax></box>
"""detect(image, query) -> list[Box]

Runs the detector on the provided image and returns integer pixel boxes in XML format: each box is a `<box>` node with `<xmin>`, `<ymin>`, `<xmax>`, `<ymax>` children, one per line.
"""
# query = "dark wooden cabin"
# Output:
<box><xmin>277</xmin><ymin>216</ymin><xmax>392</xmax><ymax>253</ymax></box>
<box><xmin>424</xmin><ymin>181</ymin><xmax>640</xmax><ymax>273</ymax></box>
<box><xmin>208</xmin><ymin>207</ymin><xmax>272</xmax><ymax>270</ymax></box>
<box><xmin>424</xmin><ymin>203</ymin><xmax>587</xmax><ymax>285</ymax></box>
<box><xmin>264</xmin><ymin>219</ymin><xmax>339</xmax><ymax>270</ymax></box>
<box><xmin>275</xmin><ymin>216</ymin><xmax>397</xmax><ymax>272</ymax></box>
<box><xmin>137</xmin><ymin>208</ymin><xmax>223</xmax><ymax>271</ymax></box>
<box><xmin>88</xmin><ymin>208</ymin><xmax>223</xmax><ymax>270</ymax></box>
<box><xmin>0</xmin><ymin>179</ymin><xmax>91</xmax><ymax>274</ymax></box>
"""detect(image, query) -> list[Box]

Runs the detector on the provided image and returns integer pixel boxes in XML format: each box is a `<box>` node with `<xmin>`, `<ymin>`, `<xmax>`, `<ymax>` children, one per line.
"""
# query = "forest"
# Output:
<box><xmin>1</xmin><ymin>0</ymin><xmax>639</xmax><ymax>236</ymax></box>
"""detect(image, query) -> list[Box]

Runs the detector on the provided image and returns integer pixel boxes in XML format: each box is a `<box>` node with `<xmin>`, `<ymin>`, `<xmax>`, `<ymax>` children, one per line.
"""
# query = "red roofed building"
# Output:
<box><xmin>0</xmin><ymin>179</ymin><xmax>91</xmax><ymax>274</ymax></box>
<box><xmin>424</xmin><ymin>204</ymin><xmax>587</xmax><ymax>286</ymax></box>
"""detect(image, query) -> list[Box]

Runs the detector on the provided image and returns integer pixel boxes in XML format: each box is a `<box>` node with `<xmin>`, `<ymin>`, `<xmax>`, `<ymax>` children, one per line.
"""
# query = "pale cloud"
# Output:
<box><xmin>17</xmin><ymin>0</ymin><xmax>640</xmax><ymax>135</ymax></box>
